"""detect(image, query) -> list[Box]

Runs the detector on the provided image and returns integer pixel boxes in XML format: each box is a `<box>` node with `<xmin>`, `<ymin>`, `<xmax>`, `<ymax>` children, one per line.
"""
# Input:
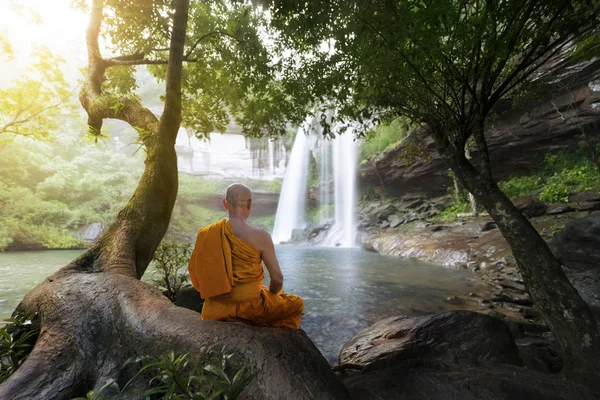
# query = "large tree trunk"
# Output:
<box><xmin>434</xmin><ymin>136</ymin><xmax>600</xmax><ymax>385</ymax></box>
<box><xmin>0</xmin><ymin>1</ymin><xmax>349</xmax><ymax>398</ymax></box>
<box><xmin>0</xmin><ymin>276</ymin><xmax>348</xmax><ymax>399</ymax></box>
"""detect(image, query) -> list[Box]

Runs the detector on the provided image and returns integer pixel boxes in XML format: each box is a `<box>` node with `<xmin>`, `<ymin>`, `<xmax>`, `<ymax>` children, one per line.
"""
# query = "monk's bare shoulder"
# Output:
<box><xmin>250</xmin><ymin>225</ymin><xmax>274</xmax><ymax>248</ymax></box>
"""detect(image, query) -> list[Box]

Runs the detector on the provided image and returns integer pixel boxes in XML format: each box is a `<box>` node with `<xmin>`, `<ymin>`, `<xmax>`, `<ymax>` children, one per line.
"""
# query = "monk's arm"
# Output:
<box><xmin>260</xmin><ymin>232</ymin><xmax>284</xmax><ymax>293</ymax></box>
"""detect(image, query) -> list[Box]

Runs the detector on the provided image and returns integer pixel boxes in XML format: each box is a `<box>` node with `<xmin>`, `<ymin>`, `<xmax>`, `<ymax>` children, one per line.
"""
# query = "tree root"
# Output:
<box><xmin>0</xmin><ymin>273</ymin><xmax>349</xmax><ymax>400</ymax></box>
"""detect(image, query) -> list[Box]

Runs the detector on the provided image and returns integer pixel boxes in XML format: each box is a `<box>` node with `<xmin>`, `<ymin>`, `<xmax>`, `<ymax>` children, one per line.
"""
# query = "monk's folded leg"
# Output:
<box><xmin>254</xmin><ymin>291</ymin><xmax>304</xmax><ymax>329</ymax></box>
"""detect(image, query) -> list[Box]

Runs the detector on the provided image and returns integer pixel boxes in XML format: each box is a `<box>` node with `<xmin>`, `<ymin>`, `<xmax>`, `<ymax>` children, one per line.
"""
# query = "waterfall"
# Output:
<box><xmin>272</xmin><ymin>123</ymin><xmax>311</xmax><ymax>243</ymax></box>
<box><xmin>319</xmin><ymin>137</ymin><xmax>331</xmax><ymax>224</ymax></box>
<box><xmin>323</xmin><ymin>129</ymin><xmax>358</xmax><ymax>247</ymax></box>
<box><xmin>272</xmin><ymin>114</ymin><xmax>359</xmax><ymax>247</ymax></box>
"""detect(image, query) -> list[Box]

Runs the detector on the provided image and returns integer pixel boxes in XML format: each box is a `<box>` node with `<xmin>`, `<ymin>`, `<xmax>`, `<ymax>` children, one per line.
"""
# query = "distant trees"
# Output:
<box><xmin>271</xmin><ymin>0</ymin><xmax>600</xmax><ymax>383</ymax></box>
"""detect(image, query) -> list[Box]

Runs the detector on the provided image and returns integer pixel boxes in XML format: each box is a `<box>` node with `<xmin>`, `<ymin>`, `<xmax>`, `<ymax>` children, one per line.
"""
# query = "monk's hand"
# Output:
<box><xmin>269</xmin><ymin>278</ymin><xmax>283</xmax><ymax>294</ymax></box>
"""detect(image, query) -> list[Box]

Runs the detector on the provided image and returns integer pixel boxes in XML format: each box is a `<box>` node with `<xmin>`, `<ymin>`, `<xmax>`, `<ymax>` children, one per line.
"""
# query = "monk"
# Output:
<box><xmin>188</xmin><ymin>183</ymin><xmax>304</xmax><ymax>329</ymax></box>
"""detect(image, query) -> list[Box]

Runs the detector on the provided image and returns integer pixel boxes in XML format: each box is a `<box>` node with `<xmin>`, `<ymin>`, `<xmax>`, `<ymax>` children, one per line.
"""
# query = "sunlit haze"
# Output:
<box><xmin>0</xmin><ymin>0</ymin><xmax>88</xmax><ymax>86</ymax></box>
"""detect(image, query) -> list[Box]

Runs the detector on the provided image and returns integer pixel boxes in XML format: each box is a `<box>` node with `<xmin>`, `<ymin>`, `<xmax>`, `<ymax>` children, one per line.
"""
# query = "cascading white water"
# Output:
<box><xmin>273</xmin><ymin>115</ymin><xmax>358</xmax><ymax>247</ymax></box>
<box><xmin>271</xmin><ymin>122</ymin><xmax>311</xmax><ymax>243</ymax></box>
<box><xmin>323</xmin><ymin>128</ymin><xmax>358</xmax><ymax>247</ymax></box>
<box><xmin>319</xmin><ymin>137</ymin><xmax>331</xmax><ymax>224</ymax></box>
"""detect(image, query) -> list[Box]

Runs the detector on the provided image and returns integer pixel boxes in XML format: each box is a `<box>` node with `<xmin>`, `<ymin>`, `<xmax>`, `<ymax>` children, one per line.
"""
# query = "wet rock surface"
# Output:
<box><xmin>339</xmin><ymin>311</ymin><xmax>521</xmax><ymax>368</ymax></box>
<box><xmin>339</xmin><ymin>312</ymin><xmax>596</xmax><ymax>400</ymax></box>
<box><xmin>342</xmin><ymin>359</ymin><xmax>599</xmax><ymax>400</ymax></box>
<box><xmin>550</xmin><ymin>215</ymin><xmax>600</xmax><ymax>310</ymax></box>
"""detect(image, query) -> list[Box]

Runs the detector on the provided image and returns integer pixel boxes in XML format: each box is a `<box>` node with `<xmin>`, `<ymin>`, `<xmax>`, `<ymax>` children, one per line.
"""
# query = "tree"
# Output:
<box><xmin>0</xmin><ymin>1</ymin><xmax>347</xmax><ymax>398</ymax></box>
<box><xmin>269</xmin><ymin>0</ymin><xmax>600</xmax><ymax>384</ymax></box>
<box><xmin>0</xmin><ymin>47</ymin><xmax>72</xmax><ymax>143</ymax></box>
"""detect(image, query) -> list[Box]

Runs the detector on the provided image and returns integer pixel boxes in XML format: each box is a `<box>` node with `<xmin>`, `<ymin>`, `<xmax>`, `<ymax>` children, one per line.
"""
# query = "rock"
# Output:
<box><xmin>546</xmin><ymin>204</ymin><xmax>574</xmax><ymax>215</ymax></box>
<box><xmin>174</xmin><ymin>284</ymin><xmax>204</xmax><ymax>313</ymax></box>
<box><xmin>445</xmin><ymin>296</ymin><xmax>464</xmax><ymax>305</ymax></box>
<box><xmin>569</xmin><ymin>192</ymin><xmax>600</xmax><ymax>211</ymax></box>
<box><xmin>481</xmin><ymin>221</ymin><xmax>498</xmax><ymax>231</ymax></box>
<box><xmin>406</xmin><ymin>199</ymin><xmax>426</xmax><ymax>209</ymax></box>
<box><xmin>368</xmin><ymin>203</ymin><xmax>399</xmax><ymax>223</ymax></box>
<box><xmin>521</xmin><ymin>307</ymin><xmax>541</xmax><ymax>319</ymax></box>
<box><xmin>516</xmin><ymin>338</ymin><xmax>563</xmax><ymax>374</ymax></box>
<box><xmin>457</xmin><ymin>212</ymin><xmax>475</xmax><ymax>218</ymax></box>
<box><xmin>311</xmin><ymin>230</ymin><xmax>328</xmax><ymax>243</ymax></box>
<box><xmin>342</xmin><ymin>359</ymin><xmax>599</xmax><ymax>400</ymax></box>
<box><xmin>291</xmin><ymin>228</ymin><xmax>309</xmax><ymax>242</ymax></box>
<box><xmin>513</xmin><ymin>196</ymin><xmax>547</xmax><ymax>217</ymax></box>
<box><xmin>550</xmin><ymin>215</ymin><xmax>600</xmax><ymax>309</ymax></box>
<box><xmin>339</xmin><ymin>311</ymin><xmax>521</xmax><ymax>368</ymax></box>
<box><xmin>388</xmin><ymin>214</ymin><xmax>404</xmax><ymax>228</ymax></box>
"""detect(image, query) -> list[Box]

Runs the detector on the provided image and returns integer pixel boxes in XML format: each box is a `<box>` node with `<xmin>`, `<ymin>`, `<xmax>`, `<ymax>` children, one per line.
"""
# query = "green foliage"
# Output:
<box><xmin>0</xmin><ymin>313</ymin><xmax>39</xmax><ymax>383</ymax></box>
<box><xmin>151</xmin><ymin>241</ymin><xmax>192</xmax><ymax>302</ymax></box>
<box><xmin>499</xmin><ymin>150</ymin><xmax>600</xmax><ymax>203</ymax></box>
<box><xmin>0</xmin><ymin>46</ymin><xmax>73</xmax><ymax>142</ymax></box>
<box><xmin>0</xmin><ymin>125</ymin><xmax>144</xmax><ymax>250</ymax></box>
<box><xmin>498</xmin><ymin>176</ymin><xmax>544</xmax><ymax>200</ymax></box>
<box><xmin>437</xmin><ymin>200</ymin><xmax>472</xmax><ymax>222</ymax></box>
<box><xmin>360</xmin><ymin>117</ymin><xmax>412</xmax><ymax>161</ymax></box>
<box><xmin>74</xmin><ymin>350</ymin><xmax>253</xmax><ymax>400</ymax></box>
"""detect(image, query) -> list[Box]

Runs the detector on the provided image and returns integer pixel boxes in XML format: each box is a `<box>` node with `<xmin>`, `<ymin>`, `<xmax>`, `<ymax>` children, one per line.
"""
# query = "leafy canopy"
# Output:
<box><xmin>75</xmin><ymin>0</ymin><xmax>316</xmax><ymax>139</ymax></box>
<box><xmin>270</xmin><ymin>0</ymin><xmax>600</xmax><ymax>146</ymax></box>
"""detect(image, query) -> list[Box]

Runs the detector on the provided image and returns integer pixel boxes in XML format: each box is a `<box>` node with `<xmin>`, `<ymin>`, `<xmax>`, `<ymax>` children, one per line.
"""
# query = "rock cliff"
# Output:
<box><xmin>359</xmin><ymin>59</ymin><xmax>600</xmax><ymax>198</ymax></box>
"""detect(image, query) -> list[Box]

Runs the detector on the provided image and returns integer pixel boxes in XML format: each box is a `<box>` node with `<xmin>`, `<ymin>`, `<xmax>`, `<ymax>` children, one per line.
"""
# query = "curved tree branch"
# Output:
<box><xmin>184</xmin><ymin>30</ymin><xmax>242</xmax><ymax>59</ymax></box>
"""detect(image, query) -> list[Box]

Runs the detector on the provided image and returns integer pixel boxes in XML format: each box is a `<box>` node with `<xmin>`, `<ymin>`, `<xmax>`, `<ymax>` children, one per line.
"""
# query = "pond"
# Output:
<box><xmin>0</xmin><ymin>246</ymin><xmax>485</xmax><ymax>363</ymax></box>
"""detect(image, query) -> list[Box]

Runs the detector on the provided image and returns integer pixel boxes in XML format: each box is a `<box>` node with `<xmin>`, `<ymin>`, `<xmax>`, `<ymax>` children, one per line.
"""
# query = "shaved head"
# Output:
<box><xmin>225</xmin><ymin>183</ymin><xmax>252</xmax><ymax>209</ymax></box>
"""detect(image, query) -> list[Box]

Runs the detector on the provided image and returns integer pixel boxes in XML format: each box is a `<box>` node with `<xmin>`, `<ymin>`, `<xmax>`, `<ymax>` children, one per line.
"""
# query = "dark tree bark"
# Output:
<box><xmin>0</xmin><ymin>1</ymin><xmax>349</xmax><ymax>398</ymax></box>
<box><xmin>431</xmin><ymin>129</ymin><xmax>600</xmax><ymax>385</ymax></box>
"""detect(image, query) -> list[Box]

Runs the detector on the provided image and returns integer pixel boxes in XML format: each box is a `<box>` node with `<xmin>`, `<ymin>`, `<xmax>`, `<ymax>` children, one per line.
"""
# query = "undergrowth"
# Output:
<box><xmin>0</xmin><ymin>313</ymin><xmax>39</xmax><ymax>384</ymax></box>
<box><xmin>499</xmin><ymin>150</ymin><xmax>600</xmax><ymax>203</ymax></box>
<box><xmin>73</xmin><ymin>349</ymin><xmax>253</xmax><ymax>400</ymax></box>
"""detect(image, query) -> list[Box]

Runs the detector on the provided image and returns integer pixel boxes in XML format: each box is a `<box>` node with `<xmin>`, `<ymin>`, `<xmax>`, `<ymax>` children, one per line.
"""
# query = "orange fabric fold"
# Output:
<box><xmin>188</xmin><ymin>219</ymin><xmax>233</xmax><ymax>299</ymax></box>
<box><xmin>188</xmin><ymin>219</ymin><xmax>304</xmax><ymax>329</ymax></box>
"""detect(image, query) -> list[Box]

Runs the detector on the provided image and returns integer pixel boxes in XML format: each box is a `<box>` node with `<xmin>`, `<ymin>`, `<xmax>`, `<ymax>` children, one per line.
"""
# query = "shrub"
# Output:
<box><xmin>74</xmin><ymin>349</ymin><xmax>253</xmax><ymax>400</ymax></box>
<box><xmin>498</xmin><ymin>175</ymin><xmax>544</xmax><ymax>199</ymax></box>
<box><xmin>0</xmin><ymin>313</ymin><xmax>39</xmax><ymax>384</ymax></box>
<box><xmin>499</xmin><ymin>150</ymin><xmax>600</xmax><ymax>203</ymax></box>
<box><xmin>151</xmin><ymin>241</ymin><xmax>192</xmax><ymax>302</ymax></box>
<box><xmin>359</xmin><ymin>117</ymin><xmax>412</xmax><ymax>161</ymax></box>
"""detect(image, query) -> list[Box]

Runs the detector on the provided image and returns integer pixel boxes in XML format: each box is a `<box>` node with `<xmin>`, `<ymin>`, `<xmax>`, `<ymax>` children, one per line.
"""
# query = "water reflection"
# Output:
<box><xmin>274</xmin><ymin>246</ymin><xmax>484</xmax><ymax>364</ymax></box>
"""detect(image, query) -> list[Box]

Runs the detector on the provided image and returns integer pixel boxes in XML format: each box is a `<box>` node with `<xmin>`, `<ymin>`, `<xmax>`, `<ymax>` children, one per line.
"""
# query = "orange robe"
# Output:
<box><xmin>188</xmin><ymin>219</ymin><xmax>304</xmax><ymax>329</ymax></box>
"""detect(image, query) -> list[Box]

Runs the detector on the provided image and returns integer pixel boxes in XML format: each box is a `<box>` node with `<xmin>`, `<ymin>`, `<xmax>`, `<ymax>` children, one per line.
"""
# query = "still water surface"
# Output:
<box><xmin>0</xmin><ymin>246</ymin><xmax>483</xmax><ymax>363</ymax></box>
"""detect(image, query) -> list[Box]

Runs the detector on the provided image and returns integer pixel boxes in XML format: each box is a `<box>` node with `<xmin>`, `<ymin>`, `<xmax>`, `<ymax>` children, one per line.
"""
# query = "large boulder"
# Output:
<box><xmin>343</xmin><ymin>360</ymin><xmax>599</xmax><ymax>400</ymax></box>
<box><xmin>339</xmin><ymin>311</ymin><xmax>599</xmax><ymax>399</ymax></box>
<box><xmin>550</xmin><ymin>215</ymin><xmax>600</xmax><ymax>310</ymax></box>
<box><xmin>339</xmin><ymin>311</ymin><xmax>521</xmax><ymax>368</ymax></box>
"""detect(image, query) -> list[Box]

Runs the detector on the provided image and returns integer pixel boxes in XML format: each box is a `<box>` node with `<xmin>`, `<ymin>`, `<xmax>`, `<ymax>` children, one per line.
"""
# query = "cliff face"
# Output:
<box><xmin>359</xmin><ymin>59</ymin><xmax>600</xmax><ymax>198</ymax></box>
